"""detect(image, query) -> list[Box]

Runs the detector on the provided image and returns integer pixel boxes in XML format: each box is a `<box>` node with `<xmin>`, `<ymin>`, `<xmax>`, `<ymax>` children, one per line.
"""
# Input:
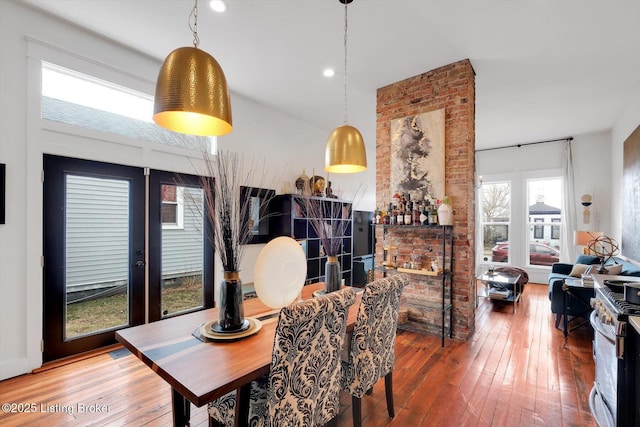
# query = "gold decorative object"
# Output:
<box><xmin>324</xmin><ymin>0</ymin><xmax>367</xmax><ymax>173</ymax></box>
<box><xmin>325</xmin><ymin>125</ymin><xmax>367</xmax><ymax>173</ymax></box>
<box><xmin>588</xmin><ymin>235</ymin><xmax>620</xmax><ymax>274</ymax></box>
<box><xmin>153</xmin><ymin>0</ymin><xmax>232</xmax><ymax>136</ymax></box>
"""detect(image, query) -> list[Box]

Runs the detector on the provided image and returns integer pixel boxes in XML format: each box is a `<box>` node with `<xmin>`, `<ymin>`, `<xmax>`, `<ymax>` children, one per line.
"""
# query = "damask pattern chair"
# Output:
<box><xmin>208</xmin><ymin>286</ymin><xmax>356</xmax><ymax>427</ymax></box>
<box><xmin>340</xmin><ymin>274</ymin><xmax>407</xmax><ymax>427</ymax></box>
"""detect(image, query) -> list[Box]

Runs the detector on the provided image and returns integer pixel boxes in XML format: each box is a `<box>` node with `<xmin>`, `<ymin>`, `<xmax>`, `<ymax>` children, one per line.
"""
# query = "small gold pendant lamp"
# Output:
<box><xmin>153</xmin><ymin>0</ymin><xmax>232</xmax><ymax>136</ymax></box>
<box><xmin>325</xmin><ymin>124</ymin><xmax>367</xmax><ymax>173</ymax></box>
<box><xmin>325</xmin><ymin>0</ymin><xmax>367</xmax><ymax>173</ymax></box>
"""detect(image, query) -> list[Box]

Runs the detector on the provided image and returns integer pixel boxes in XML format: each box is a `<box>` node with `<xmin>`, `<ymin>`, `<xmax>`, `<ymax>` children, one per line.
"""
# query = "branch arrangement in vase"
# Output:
<box><xmin>197</xmin><ymin>150</ymin><xmax>272</xmax><ymax>272</ymax></box>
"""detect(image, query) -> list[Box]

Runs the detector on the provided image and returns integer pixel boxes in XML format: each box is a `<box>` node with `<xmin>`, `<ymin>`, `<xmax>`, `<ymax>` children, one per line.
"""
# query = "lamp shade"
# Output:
<box><xmin>574</xmin><ymin>230</ymin><xmax>603</xmax><ymax>246</ymax></box>
<box><xmin>324</xmin><ymin>124</ymin><xmax>367</xmax><ymax>173</ymax></box>
<box><xmin>153</xmin><ymin>46</ymin><xmax>232</xmax><ymax>136</ymax></box>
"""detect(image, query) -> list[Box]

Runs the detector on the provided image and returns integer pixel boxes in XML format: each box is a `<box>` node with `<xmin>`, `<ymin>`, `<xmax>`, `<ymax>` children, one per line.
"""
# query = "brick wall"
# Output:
<box><xmin>376</xmin><ymin>59</ymin><xmax>476</xmax><ymax>340</ymax></box>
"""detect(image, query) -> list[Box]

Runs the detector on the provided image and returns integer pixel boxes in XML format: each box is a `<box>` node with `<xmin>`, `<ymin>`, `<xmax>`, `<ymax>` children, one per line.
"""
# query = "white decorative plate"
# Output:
<box><xmin>254</xmin><ymin>236</ymin><xmax>307</xmax><ymax>308</ymax></box>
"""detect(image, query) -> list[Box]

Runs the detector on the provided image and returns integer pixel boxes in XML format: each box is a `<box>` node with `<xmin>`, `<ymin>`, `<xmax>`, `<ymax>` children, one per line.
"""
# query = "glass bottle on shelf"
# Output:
<box><xmin>382</xmin><ymin>237</ymin><xmax>390</xmax><ymax>265</ymax></box>
<box><xmin>404</xmin><ymin>201</ymin><xmax>413</xmax><ymax>225</ymax></box>
<box><xmin>420</xmin><ymin>203</ymin><xmax>428</xmax><ymax>225</ymax></box>
<box><xmin>390</xmin><ymin>243</ymin><xmax>399</xmax><ymax>267</ymax></box>
<box><xmin>428</xmin><ymin>200</ymin><xmax>438</xmax><ymax>225</ymax></box>
<box><xmin>413</xmin><ymin>202</ymin><xmax>421</xmax><ymax>225</ymax></box>
<box><xmin>397</xmin><ymin>203</ymin><xmax>405</xmax><ymax>225</ymax></box>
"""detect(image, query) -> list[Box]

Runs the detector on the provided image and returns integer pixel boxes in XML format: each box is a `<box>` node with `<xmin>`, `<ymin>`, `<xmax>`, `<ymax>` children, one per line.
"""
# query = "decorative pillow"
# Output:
<box><xmin>605</xmin><ymin>263</ymin><xmax>623</xmax><ymax>275</ymax></box>
<box><xmin>569</xmin><ymin>263</ymin><xmax>590</xmax><ymax>277</ymax></box>
<box><xmin>575</xmin><ymin>255</ymin><xmax>601</xmax><ymax>265</ymax></box>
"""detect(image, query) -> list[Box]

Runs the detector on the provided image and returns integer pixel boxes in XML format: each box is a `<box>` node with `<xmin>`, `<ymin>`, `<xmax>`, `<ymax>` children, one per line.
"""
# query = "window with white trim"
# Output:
<box><xmin>161</xmin><ymin>184</ymin><xmax>184</xmax><ymax>229</ymax></box>
<box><xmin>40</xmin><ymin>62</ymin><xmax>215</xmax><ymax>153</ymax></box>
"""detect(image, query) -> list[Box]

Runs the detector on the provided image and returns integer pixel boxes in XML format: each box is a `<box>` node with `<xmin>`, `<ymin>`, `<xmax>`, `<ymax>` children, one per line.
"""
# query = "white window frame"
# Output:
<box><xmin>161</xmin><ymin>185</ymin><xmax>185</xmax><ymax>230</ymax></box>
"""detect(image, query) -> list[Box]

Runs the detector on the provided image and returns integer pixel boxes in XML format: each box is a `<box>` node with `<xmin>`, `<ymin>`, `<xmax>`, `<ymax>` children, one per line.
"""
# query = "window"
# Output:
<box><xmin>527</xmin><ymin>177</ymin><xmax>562</xmax><ymax>266</ymax></box>
<box><xmin>480</xmin><ymin>181</ymin><xmax>511</xmax><ymax>264</ymax></box>
<box><xmin>161</xmin><ymin>184</ymin><xmax>184</xmax><ymax>229</ymax></box>
<box><xmin>533</xmin><ymin>218</ymin><xmax>544</xmax><ymax>239</ymax></box>
<box><xmin>40</xmin><ymin>62</ymin><xmax>215</xmax><ymax>153</ymax></box>
<box><xmin>551</xmin><ymin>218</ymin><xmax>560</xmax><ymax>240</ymax></box>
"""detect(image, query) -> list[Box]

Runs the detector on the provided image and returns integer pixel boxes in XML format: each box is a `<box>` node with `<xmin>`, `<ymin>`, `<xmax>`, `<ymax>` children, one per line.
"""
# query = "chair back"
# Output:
<box><xmin>341</xmin><ymin>274</ymin><xmax>407</xmax><ymax>398</ymax></box>
<box><xmin>268</xmin><ymin>286</ymin><xmax>356</xmax><ymax>427</ymax></box>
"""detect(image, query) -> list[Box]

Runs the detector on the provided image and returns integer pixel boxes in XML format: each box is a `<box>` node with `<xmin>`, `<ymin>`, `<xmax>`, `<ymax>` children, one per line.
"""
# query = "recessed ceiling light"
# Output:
<box><xmin>323</xmin><ymin>68</ymin><xmax>335</xmax><ymax>78</ymax></box>
<box><xmin>209</xmin><ymin>0</ymin><xmax>228</xmax><ymax>13</ymax></box>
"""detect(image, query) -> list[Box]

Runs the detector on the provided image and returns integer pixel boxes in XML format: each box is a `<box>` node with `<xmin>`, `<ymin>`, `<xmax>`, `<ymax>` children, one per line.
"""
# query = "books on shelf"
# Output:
<box><xmin>581</xmin><ymin>274</ymin><xmax>594</xmax><ymax>287</ymax></box>
<box><xmin>489</xmin><ymin>288</ymin><xmax>512</xmax><ymax>300</ymax></box>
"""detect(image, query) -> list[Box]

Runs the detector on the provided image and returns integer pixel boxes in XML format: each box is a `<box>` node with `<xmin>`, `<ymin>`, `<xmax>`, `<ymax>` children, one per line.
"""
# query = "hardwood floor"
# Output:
<box><xmin>0</xmin><ymin>283</ymin><xmax>595</xmax><ymax>426</ymax></box>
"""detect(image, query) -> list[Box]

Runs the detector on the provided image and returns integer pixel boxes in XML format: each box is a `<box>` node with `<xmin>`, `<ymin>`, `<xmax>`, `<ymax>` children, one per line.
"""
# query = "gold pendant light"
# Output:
<box><xmin>325</xmin><ymin>0</ymin><xmax>367</xmax><ymax>173</ymax></box>
<box><xmin>153</xmin><ymin>0</ymin><xmax>232</xmax><ymax>136</ymax></box>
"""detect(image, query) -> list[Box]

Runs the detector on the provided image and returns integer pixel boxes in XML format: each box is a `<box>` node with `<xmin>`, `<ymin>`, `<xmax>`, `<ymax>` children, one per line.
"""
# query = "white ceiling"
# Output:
<box><xmin>19</xmin><ymin>0</ymin><xmax>640</xmax><ymax>151</ymax></box>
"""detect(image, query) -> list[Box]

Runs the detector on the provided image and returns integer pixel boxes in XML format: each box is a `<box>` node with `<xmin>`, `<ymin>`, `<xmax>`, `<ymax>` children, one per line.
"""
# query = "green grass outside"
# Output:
<box><xmin>66</xmin><ymin>279</ymin><xmax>203</xmax><ymax>337</ymax></box>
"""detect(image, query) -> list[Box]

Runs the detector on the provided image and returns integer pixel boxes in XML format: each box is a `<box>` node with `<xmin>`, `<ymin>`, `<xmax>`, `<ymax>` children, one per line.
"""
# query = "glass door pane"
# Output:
<box><xmin>148</xmin><ymin>171</ymin><xmax>214</xmax><ymax>321</ymax></box>
<box><xmin>527</xmin><ymin>177</ymin><xmax>562</xmax><ymax>266</ymax></box>
<box><xmin>480</xmin><ymin>182</ymin><xmax>511</xmax><ymax>263</ymax></box>
<box><xmin>43</xmin><ymin>154</ymin><xmax>145</xmax><ymax>362</ymax></box>
<box><xmin>160</xmin><ymin>184</ymin><xmax>205</xmax><ymax>316</ymax></box>
<box><xmin>65</xmin><ymin>175</ymin><xmax>130</xmax><ymax>338</ymax></box>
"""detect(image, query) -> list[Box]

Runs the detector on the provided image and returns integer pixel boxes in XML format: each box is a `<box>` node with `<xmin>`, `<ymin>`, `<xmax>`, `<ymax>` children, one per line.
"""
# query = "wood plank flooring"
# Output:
<box><xmin>0</xmin><ymin>283</ymin><xmax>595</xmax><ymax>426</ymax></box>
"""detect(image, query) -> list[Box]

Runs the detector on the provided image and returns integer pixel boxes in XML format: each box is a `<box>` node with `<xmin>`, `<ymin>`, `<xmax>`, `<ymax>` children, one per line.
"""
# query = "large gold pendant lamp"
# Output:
<box><xmin>153</xmin><ymin>0</ymin><xmax>232</xmax><ymax>136</ymax></box>
<box><xmin>325</xmin><ymin>0</ymin><xmax>367</xmax><ymax>173</ymax></box>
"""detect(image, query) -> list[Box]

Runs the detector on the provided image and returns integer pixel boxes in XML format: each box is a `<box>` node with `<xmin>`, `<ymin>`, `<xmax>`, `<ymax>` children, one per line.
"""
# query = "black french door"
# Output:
<box><xmin>43</xmin><ymin>155</ymin><xmax>214</xmax><ymax>362</ymax></box>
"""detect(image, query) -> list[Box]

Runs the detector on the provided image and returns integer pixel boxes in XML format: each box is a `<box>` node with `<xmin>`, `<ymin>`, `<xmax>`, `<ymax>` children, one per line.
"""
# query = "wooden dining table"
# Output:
<box><xmin>115</xmin><ymin>283</ymin><xmax>362</xmax><ymax>427</ymax></box>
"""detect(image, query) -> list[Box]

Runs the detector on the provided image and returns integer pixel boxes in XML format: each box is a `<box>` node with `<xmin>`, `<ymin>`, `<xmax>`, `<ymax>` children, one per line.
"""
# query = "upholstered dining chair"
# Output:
<box><xmin>340</xmin><ymin>274</ymin><xmax>407</xmax><ymax>427</ymax></box>
<box><xmin>208</xmin><ymin>286</ymin><xmax>356</xmax><ymax>427</ymax></box>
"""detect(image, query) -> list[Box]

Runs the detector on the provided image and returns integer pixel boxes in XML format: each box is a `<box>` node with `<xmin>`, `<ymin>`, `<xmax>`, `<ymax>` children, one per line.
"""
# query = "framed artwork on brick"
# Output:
<box><xmin>390</xmin><ymin>108</ymin><xmax>445</xmax><ymax>201</ymax></box>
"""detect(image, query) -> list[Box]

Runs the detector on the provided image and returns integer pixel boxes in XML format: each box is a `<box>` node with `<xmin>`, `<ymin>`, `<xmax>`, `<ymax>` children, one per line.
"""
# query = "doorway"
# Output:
<box><xmin>43</xmin><ymin>155</ymin><xmax>214</xmax><ymax>361</ymax></box>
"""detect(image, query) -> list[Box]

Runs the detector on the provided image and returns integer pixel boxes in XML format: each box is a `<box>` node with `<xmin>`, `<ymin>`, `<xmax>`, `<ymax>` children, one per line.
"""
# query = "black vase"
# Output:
<box><xmin>215</xmin><ymin>271</ymin><xmax>247</xmax><ymax>332</ymax></box>
<box><xmin>325</xmin><ymin>256</ymin><xmax>341</xmax><ymax>293</ymax></box>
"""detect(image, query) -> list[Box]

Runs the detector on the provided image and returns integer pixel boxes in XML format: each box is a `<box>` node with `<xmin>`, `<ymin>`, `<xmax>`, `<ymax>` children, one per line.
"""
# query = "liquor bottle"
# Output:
<box><xmin>397</xmin><ymin>203</ymin><xmax>405</xmax><ymax>225</ymax></box>
<box><xmin>404</xmin><ymin>201</ymin><xmax>413</xmax><ymax>225</ymax></box>
<box><xmin>375</xmin><ymin>208</ymin><xmax>381</xmax><ymax>224</ymax></box>
<box><xmin>413</xmin><ymin>202</ymin><xmax>421</xmax><ymax>225</ymax></box>
<box><xmin>420</xmin><ymin>202</ymin><xmax>428</xmax><ymax>225</ymax></box>
<box><xmin>428</xmin><ymin>200</ymin><xmax>438</xmax><ymax>225</ymax></box>
<box><xmin>384</xmin><ymin>203</ymin><xmax>392</xmax><ymax>225</ymax></box>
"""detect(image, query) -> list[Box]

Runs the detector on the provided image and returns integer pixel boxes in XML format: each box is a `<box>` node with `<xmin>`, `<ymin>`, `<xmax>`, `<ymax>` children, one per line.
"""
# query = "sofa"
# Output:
<box><xmin>548</xmin><ymin>255</ymin><xmax>640</xmax><ymax>326</ymax></box>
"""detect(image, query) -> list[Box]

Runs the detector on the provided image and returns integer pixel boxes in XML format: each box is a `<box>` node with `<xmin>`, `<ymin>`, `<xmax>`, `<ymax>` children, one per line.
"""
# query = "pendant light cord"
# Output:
<box><xmin>189</xmin><ymin>0</ymin><xmax>200</xmax><ymax>48</ymax></box>
<box><xmin>343</xmin><ymin>0</ymin><xmax>348</xmax><ymax>125</ymax></box>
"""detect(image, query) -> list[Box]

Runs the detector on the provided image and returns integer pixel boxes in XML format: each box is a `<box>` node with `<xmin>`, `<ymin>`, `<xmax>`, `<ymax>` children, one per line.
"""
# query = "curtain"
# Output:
<box><xmin>561</xmin><ymin>140</ymin><xmax>577</xmax><ymax>263</ymax></box>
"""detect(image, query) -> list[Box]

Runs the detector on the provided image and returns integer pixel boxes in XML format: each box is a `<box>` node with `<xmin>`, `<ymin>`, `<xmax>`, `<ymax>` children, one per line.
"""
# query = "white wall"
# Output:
<box><xmin>611</xmin><ymin>85</ymin><xmax>640</xmax><ymax>243</ymax></box>
<box><xmin>0</xmin><ymin>1</ymin><xmax>375</xmax><ymax>379</ymax></box>
<box><xmin>476</xmin><ymin>130</ymin><xmax>613</xmax><ymax>284</ymax></box>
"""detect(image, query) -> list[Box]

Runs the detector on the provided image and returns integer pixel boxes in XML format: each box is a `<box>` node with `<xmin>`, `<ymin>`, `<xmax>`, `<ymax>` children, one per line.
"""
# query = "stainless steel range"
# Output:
<box><xmin>590</xmin><ymin>274</ymin><xmax>640</xmax><ymax>427</ymax></box>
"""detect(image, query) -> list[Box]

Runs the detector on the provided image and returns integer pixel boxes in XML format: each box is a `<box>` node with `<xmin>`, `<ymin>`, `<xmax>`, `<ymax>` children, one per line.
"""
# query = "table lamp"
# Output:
<box><xmin>574</xmin><ymin>231</ymin><xmax>603</xmax><ymax>255</ymax></box>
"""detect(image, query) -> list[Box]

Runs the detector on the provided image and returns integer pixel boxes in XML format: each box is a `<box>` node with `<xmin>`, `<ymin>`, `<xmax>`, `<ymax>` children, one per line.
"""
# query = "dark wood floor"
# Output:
<box><xmin>0</xmin><ymin>283</ymin><xmax>595</xmax><ymax>427</ymax></box>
